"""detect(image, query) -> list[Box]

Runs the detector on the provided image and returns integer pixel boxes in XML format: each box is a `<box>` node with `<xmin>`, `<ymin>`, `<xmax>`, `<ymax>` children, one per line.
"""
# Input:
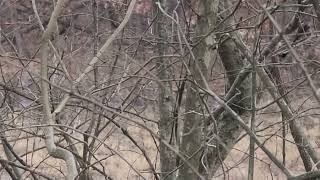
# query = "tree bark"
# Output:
<box><xmin>199</xmin><ymin>1</ymin><xmax>252</xmax><ymax>178</ymax></box>
<box><xmin>154</xmin><ymin>1</ymin><xmax>177</xmax><ymax>180</ymax></box>
<box><xmin>38</xmin><ymin>1</ymin><xmax>78</xmax><ymax>179</ymax></box>
<box><xmin>176</xmin><ymin>1</ymin><xmax>215</xmax><ymax>179</ymax></box>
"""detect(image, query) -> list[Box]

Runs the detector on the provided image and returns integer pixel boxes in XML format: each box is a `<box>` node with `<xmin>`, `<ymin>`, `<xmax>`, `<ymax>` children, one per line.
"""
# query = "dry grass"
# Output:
<box><xmin>1</xmin><ymin>97</ymin><xmax>319</xmax><ymax>180</ymax></box>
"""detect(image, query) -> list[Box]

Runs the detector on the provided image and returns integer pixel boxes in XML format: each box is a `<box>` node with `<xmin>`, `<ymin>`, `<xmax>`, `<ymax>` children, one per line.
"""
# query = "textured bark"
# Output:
<box><xmin>176</xmin><ymin>1</ymin><xmax>215</xmax><ymax>179</ymax></box>
<box><xmin>205</xmin><ymin>40</ymin><xmax>251</xmax><ymax>176</ymax></box>
<box><xmin>177</xmin><ymin>49</ymin><xmax>206</xmax><ymax>180</ymax></box>
<box><xmin>154</xmin><ymin>1</ymin><xmax>177</xmax><ymax>180</ymax></box>
<box><xmin>198</xmin><ymin>0</ymin><xmax>252</xmax><ymax>178</ymax></box>
<box><xmin>171</xmin><ymin>0</ymin><xmax>252</xmax><ymax>179</ymax></box>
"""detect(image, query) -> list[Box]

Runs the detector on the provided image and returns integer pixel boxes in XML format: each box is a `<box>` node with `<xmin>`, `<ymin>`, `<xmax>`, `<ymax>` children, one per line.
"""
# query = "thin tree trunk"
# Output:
<box><xmin>154</xmin><ymin>1</ymin><xmax>177</xmax><ymax>180</ymax></box>
<box><xmin>176</xmin><ymin>1</ymin><xmax>213</xmax><ymax>179</ymax></box>
<box><xmin>39</xmin><ymin>1</ymin><xmax>78</xmax><ymax>179</ymax></box>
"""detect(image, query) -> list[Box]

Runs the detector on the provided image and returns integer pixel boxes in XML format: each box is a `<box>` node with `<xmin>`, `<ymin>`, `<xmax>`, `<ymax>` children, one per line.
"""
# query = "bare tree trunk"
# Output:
<box><xmin>154</xmin><ymin>1</ymin><xmax>177</xmax><ymax>180</ymax></box>
<box><xmin>174</xmin><ymin>0</ymin><xmax>252</xmax><ymax>179</ymax></box>
<box><xmin>177</xmin><ymin>53</ymin><xmax>206</xmax><ymax>180</ymax></box>
<box><xmin>38</xmin><ymin>1</ymin><xmax>78</xmax><ymax>179</ymax></box>
<box><xmin>176</xmin><ymin>1</ymin><xmax>214</xmax><ymax>179</ymax></box>
<box><xmin>197</xmin><ymin>0</ymin><xmax>252</xmax><ymax>178</ymax></box>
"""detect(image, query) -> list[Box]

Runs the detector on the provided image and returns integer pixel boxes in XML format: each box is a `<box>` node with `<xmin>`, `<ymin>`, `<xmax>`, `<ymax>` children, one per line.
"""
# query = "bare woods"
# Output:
<box><xmin>0</xmin><ymin>0</ymin><xmax>320</xmax><ymax>179</ymax></box>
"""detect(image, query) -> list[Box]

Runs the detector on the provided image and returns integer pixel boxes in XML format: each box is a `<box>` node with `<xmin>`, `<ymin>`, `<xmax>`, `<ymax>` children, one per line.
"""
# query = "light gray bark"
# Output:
<box><xmin>35</xmin><ymin>0</ymin><xmax>138</xmax><ymax>179</ymax></box>
<box><xmin>38</xmin><ymin>1</ymin><xmax>78</xmax><ymax>179</ymax></box>
<box><xmin>177</xmin><ymin>1</ymin><xmax>214</xmax><ymax>179</ymax></box>
<box><xmin>177</xmin><ymin>49</ymin><xmax>206</xmax><ymax>180</ymax></box>
<box><xmin>155</xmin><ymin>1</ymin><xmax>177</xmax><ymax>180</ymax></box>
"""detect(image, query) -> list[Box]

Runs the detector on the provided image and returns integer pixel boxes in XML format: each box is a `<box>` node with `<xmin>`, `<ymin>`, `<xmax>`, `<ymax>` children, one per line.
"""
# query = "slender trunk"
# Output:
<box><xmin>176</xmin><ymin>1</ymin><xmax>212</xmax><ymax>179</ymax></box>
<box><xmin>154</xmin><ymin>1</ymin><xmax>177</xmax><ymax>179</ymax></box>
<box><xmin>39</xmin><ymin>1</ymin><xmax>78</xmax><ymax>179</ymax></box>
